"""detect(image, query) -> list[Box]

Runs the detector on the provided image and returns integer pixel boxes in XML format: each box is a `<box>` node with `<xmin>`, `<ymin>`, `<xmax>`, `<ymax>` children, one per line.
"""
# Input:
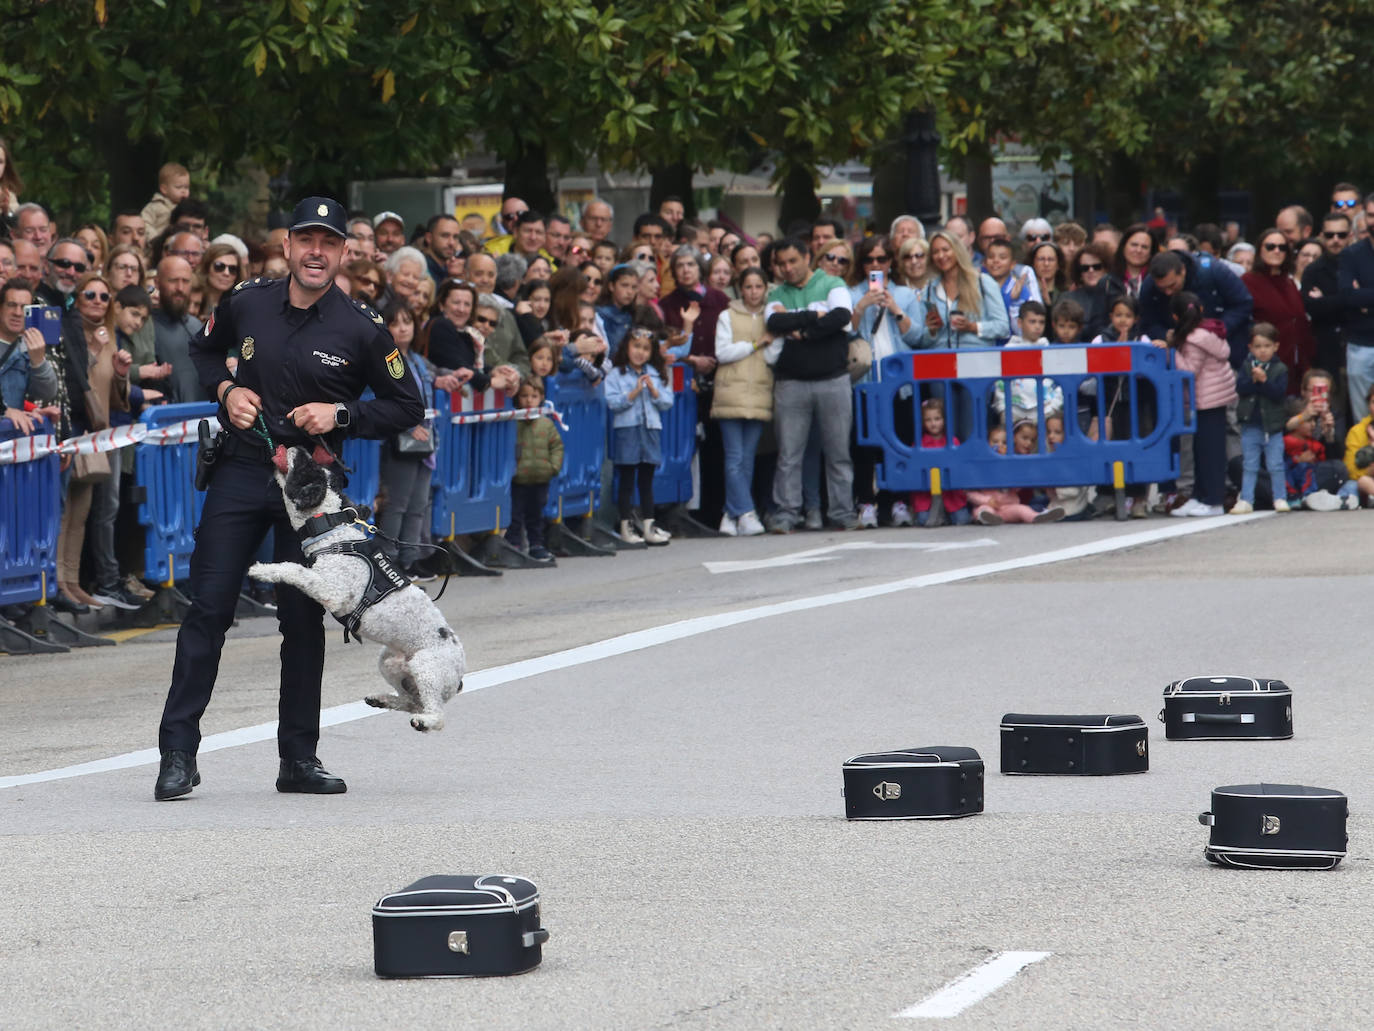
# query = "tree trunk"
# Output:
<box><xmin>1104</xmin><ymin>152</ymin><xmax>1143</xmax><ymax>228</ymax></box>
<box><xmin>99</xmin><ymin>120</ymin><xmax>164</xmax><ymax>218</ymax></box>
<box><xmin>777</xmin><ymin>164</ymin><xmax>820</xmax><ymax>235</ymax></box>
<box><xmin>964</xmin><ymin>150</ymin><xmax>993</xmax><ymax>225</ymax></box>
<box><xmin>503</xmin><ymin>138</ymin><xmax>555</xmax><ymax>214</ymax></box>
<box><xmin>650</xmin><ymin>161</ymin><xmax>695</xmax><ymax>219</ymax></box>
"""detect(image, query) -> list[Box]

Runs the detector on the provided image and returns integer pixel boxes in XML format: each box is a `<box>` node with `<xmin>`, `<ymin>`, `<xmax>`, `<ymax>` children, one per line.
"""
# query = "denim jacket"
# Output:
<box><xmin>603</xmin><ymin>364</ymin><xmax>674</xmax><ymax>430</ymax></box>
<box><xmin>922</xmin><ymin>273</ymin><xmax>1011</xmax><ymax>349</ymax></box>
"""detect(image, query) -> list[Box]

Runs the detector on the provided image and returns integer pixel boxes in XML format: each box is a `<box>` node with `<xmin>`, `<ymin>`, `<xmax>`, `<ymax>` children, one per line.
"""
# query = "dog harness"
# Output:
<box><xmin>298</xmin><ymin>509</ymin><xmax>411</xmax><ymax>643</ymax></box>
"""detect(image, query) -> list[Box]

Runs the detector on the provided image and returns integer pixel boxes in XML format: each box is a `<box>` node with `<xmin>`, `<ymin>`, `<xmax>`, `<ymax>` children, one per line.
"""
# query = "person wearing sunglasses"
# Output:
<box><xmin>1020</xmin><ymin>217</ymin><xmax>1054</xmax><ymax>253</ymax></box>
<box><xmin>1302</xmin><ymin>213</ymin><xmax>1352</xmax><ymax>394</ymax></box>
<box><xmin>1063</xmin><ymin>242</ymin><xmax>1123</xmax><ymax>341</ymax></box>
<box><xmin>1330</xmin><ymin>181</ymin><xmax>1361</xmax><ymax>215</ymax></box>
<box><xmin>198</xmin><ymin>243</ymin><xmax>243</xmax><ymax>316</ymax></box>
<box><xmin>36</xmin><ymin>239</ymin><xmax>90</xmax><ymax>309</ymax></box>
<box><xmin>1241</xmin><ymin>229</ymin><xmax>1314</xmax><ymax>393</ymax></box>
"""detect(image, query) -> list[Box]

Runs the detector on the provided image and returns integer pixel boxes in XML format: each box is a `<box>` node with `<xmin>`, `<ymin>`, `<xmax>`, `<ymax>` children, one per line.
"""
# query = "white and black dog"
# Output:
<box><xmin>248</xmin><ymin>445</ymin><xmax>465</xmax><ymax>731</ymax></box>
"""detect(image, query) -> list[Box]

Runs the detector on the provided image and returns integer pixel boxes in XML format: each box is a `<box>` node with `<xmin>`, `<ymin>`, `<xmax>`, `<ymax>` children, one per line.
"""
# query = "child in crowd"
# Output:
<box><xmin>604</xmin><ymin>327</ymin><xmax>674</xmax><ymax>545</ymax></box>
<box><xmin>139</xmin><ymin>162</ymin><xmax>190</xmax><ymax>241</ymax></box>
<box><xmin>966</xmin><ymin>422</ymin><xmax>1066</xmax><ymax>525</ymax></box>
<box><xmin>508</xmin><ymin>376</ymin><xmax>564</xmax><ymax>563</ymax></box>
<box><xmin>1343</xmin><ymin>383</ymin><xmax>1374</xmax><ymax>506</ymax></box>
<box><xmin>994</xmin><ymin>301</ymin><xmax>1063</xmax><ymax>426</ymax></box>
<box><xmin>1093</xmin><ymin>295</ymin><xmax>1149</xmax><ymax>345</ymax></box>
<box><xmin>527</xmin><ymin>336</ymin><xmax>559</xmax><ymax>386</ymax></box>
<box><xmin>1167</xmin><ymin>292</ymin><xmax>1235</xmax><ymax>518</ymax></box>
<box><xmin>1269</xmin><ymin>368</ymin><xmax>1347</xmax><ymax>509</ymax></box>
<box><xmin>1043</xmin><ymin>413</ymin><xmax>1092</xmax><ymax>519</ymax></box>
<box><xmin>1230</xmin><ymin>323</ymin><xmax>1290</xmax><ymax>514</ymax></box>
<box><xmin>910</xmin><ymin>398</ymin><xmax>970</xmax><ymax>526</ymax></box>
<box><xmin>1051</xmin><ymin>298</ymin><xmax>1103</xmax><ymax>439</ymax></box>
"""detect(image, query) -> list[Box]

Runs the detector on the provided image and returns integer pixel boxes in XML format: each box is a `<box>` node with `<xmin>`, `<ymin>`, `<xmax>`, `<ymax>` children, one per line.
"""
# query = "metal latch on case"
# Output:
<box><xmin>1261</xmin><ymin>815</ymin><xmax>1281</xmax><ymax>835</ymax></box>
<box><xmin>447</xmin><ymin>930</ymin><xmax>469</xmax><ymax>954</ymax></box>
<box><xmin>873</xmin><ymin>781</ymin><xmax>901</xmax><ymax>801</ymax></box>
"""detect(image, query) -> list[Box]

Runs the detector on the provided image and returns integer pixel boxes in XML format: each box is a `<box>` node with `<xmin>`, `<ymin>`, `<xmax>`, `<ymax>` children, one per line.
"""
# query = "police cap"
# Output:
<box><xmin>289</xmin><ymin>197</ymin><xmax>348</xmax><ymax>238</ymax></box>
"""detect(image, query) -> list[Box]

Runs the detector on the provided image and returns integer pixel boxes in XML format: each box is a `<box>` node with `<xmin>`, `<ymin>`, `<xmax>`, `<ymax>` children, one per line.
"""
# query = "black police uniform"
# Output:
<box><xmin>157</xmin><ymin>239</ymin><xmax>423</xmax><ymax>769</ymax></box>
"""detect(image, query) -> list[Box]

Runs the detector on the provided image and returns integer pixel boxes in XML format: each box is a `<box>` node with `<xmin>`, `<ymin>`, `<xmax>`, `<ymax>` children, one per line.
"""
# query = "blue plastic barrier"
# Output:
<box><xmin>652</xmin><ymin>362</ymin><xmax>696</xmax><ymax>504</ymax></box>
<box><xmin>341</xmin><ymin>436</ymin><xmax>381</xmax><ymax>509</ymax></box>
<box><xmin>136</xmin><ymin>402</ymin><xmax>216</xmax><ymax>586</ymax></box>
<box><xmin>856</xmin><ymin>344</ymin><xmax>1195</xmax><ymax>491</ymax></box>
<box><xmin>543</xmin><ymin>371</ymin><xmax>608</xmax><ymax>522</ymax></box>
<box><xmin>0</xmin><ymin>418</ymin><xmax>59</xmax><ymax>606</ymax></box>
<box><xmin>430</xmin><ymin>386</ymin><xmax>515</xmax><ymax>539</ymax></box>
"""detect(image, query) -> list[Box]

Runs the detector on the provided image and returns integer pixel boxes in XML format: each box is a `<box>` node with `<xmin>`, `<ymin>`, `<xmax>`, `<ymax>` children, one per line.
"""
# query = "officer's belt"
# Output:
<box><xmin>298</xmin><ymin>510</ymin><xmax>411</xmax><ymax>643</ymax></box>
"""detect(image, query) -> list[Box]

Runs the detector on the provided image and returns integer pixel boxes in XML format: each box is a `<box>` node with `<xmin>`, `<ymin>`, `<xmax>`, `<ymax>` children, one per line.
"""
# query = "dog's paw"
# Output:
<box><xmin>409</xmin><ymin>714</ymin><xmax>445</xmax><ymax>732</ymax></box>
<box><xmin>363</xmin><ymin>693</ymin><xmax>397</xmax><ymax>709</ymax></box>
<box><xmin>247</xmin><ymin>562</ymin><xmax>278</xmax><ymax>582</ymax></box>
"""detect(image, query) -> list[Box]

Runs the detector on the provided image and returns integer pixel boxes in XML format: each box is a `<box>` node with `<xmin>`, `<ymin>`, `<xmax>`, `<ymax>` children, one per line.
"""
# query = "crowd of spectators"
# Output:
<box><xmin>5</xmin><ymin>133</ymin><xmax>1374</xmax><ymax>616</ymax></box>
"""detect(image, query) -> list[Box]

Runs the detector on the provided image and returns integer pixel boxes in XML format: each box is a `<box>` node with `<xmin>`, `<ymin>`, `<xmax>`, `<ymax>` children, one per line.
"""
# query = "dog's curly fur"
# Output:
<box><xmin>248</xmin><ymin>446</ymin><xmax>465</xmax><ymax>731</ymax></box>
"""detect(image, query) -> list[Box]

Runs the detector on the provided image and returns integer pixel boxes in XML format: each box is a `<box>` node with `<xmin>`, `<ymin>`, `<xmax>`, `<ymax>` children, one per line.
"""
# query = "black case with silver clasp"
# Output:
<box><xmin>1160</xmin><ymin>675</ymin><xmax>1293</xmax><ymax>740</ymax></box>
<box><xmin>1199</xmin><ymin>784</ymin><xmax>1347</xmax><ymax>870</ymax></box>
<box><xmin>372</xmin><ymin>874</ymin><xmax>549</xmax><ymax>977</ymax></box>
<box><xmin>1000</xmin><ymin>713</ymin><xmax>1148</xmax><ymax>775</ymax></box>
<box><xmin>841</xmin><ymin>746</ymin><xmax>983</xmax><ymax>820</ymax></box>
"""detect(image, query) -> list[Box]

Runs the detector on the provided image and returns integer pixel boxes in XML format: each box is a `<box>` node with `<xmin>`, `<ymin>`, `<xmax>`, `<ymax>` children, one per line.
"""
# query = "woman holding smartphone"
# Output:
<box><xmin>921</xmin><ymin>230</ymin><xmax>1008</xmax><ymax>349</ymax></box>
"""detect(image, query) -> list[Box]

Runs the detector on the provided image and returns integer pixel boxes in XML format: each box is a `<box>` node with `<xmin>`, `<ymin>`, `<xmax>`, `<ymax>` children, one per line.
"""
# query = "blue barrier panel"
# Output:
<box><xmin>652</xmin><ymin>362</ymin><xmax>696</xmax><ymax>505</ymax></box>
<box><xmin>856</xmin><ymin>344</ymin><xmax>1195</xmax><ymax>491</ymax></box>
<box><xmin>136</xmin><ymin>401</ymin><xmax>217</xmax><ymax>586</ymax></box>
<box><xmin>341</xmin><ymin>436</ymin><xmax>381</xmax><ymax>509</ymax></box>
<box><xmin>0</xmin><ymin>418</ymin><xmax>59</xmax><ymax>606</ymax></box>
<box><xmin>543</xmin><ymin>371</ymin><xmax>607</xmax><ymax>522</ymax></box>
<box><xmin>430</xmin><ymin>387</ymin><xmax>514</xmax><ymax>539</ymax></box>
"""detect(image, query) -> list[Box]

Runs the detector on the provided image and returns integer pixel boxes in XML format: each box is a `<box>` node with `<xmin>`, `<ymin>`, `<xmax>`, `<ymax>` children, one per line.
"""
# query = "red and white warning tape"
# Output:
<box><xmin>0</xmin><ymin>416</ymin><xmax>220</xmax><ymax>465</ymax></box>
<box><xmin>449</xmin><ymin>401</ymin><xmax>567</xmax><ymax>430</ymax></box>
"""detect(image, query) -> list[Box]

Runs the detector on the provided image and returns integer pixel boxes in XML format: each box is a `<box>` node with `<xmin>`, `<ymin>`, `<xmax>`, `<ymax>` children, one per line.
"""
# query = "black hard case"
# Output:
<box><xmin>1000</xmin><ymin>713</ymin><xmax>1148</xmax><ymax>775</ymax></box>
<box><xmin>372</xmin><ymin>875</ymin><xmax>549</xmax><ymax>978</ymax></box>
<box><xmin>842</xmin><ymin>746</ymin><xmax>984</xmax><ymax>820</ymax></box>
<box><xmin>1199</xmin><ymin>784</ymin><xmax>1347</xmax><ymax>870</ymax></box>
<box><xmin>1161</xmin><ymin>675</ymin><xmax>1293</xmax><ymax>740</ymax></box>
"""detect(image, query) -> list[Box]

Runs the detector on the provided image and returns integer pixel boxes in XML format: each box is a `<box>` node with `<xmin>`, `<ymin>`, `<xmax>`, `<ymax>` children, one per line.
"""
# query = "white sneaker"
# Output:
<box><xmin>890</xmin><ymin>501</ymin><xmax>914</xmax><ymax>527</ymax></box>
<box><xmin>1303</xmin><ymin>490</ymin><xmax>1340</xmax><ymax>512</ymax></box>
<box><xmin>1228</xmin><ymin>499</ymin><xmax>1254</xmax><ymax>515</ymax></box>
<box><xmin>736</xmin><ymin>510</ymin><xmax>765</xmax><ymax>536</ymax></box>
<box><xmin>718</xmin><ymin>513</ymin><xmax>738</xmax><ymax>536</ymax></box>
<box><xmin>1169</xmin><ymin>498</ymin><xmax>1203</xmax><ymax>518</ymax></box>
<box><xmin>858</xmin><ymin>503</ymin><xmax>878</xmax><ymax>529</ymax></box>
<box><xmin>1343</xmin><ymin>493</ymin><xmax>1361</xmax><ymax>510</ymax></box>
<box><xmin>1272</xmin><ymin>498</ymin><xmax>1291</xmax><ymax>513</ymax></box>
<box><xmin>1187</xmin><ymin>503</ymin><xmax>1224</xmax><ymax>517</ymax></box>
<box><xmin>642</xmin><ymin>519</ymin><xmax>671</xmax><ymax>546</ymax></box>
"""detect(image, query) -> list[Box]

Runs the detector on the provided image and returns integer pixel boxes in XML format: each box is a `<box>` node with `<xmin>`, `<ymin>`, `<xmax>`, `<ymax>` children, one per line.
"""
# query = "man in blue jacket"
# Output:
<box><xmin>1338</xmin><ymin>193</ymin><xmax>1374</xmax><ymax>423</ymax></box>
<box><xmin>1139</xmin><ymin>250</ymin><xmax>1253</xmax><ymax>366</ymax></box>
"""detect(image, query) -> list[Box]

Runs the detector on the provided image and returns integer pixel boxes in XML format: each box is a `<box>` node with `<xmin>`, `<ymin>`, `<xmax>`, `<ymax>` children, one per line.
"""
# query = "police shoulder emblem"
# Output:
<box><xmin>385</xmin><ymin>348</ymin><xmax>404</xmax><ymax>379</ymax></box>
<box><xmin>241</xmin><ymin>336</ymin><xmax>255</xmax><ymax>361</ymax></box>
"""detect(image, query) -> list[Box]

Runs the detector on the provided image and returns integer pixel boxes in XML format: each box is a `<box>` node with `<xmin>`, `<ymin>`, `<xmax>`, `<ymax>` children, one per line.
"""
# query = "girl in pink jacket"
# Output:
<box><xmin>1167</xmin><ymin>291</ymin><xmax>1237</xmax><ymax>517</ymax></box>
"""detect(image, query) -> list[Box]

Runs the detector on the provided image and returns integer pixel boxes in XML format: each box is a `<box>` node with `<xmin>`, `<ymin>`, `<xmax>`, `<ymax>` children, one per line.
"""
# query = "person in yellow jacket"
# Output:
<box><xmin>1343</xmin><ymin>382</ymin><xmax>1374</xmax><ymax>503</ymax></box>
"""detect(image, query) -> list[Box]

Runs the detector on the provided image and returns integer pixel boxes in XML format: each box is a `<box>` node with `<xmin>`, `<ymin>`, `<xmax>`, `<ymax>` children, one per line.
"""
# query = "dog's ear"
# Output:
<box><xmin>272</xmin><ymin>445</ymin><xmax>289</xmax><ymax>474</ymax></box>
<box><xmin>312</xmin><ymin>445</ymin><xmax>335</xmax><ymax>467</ymax></box>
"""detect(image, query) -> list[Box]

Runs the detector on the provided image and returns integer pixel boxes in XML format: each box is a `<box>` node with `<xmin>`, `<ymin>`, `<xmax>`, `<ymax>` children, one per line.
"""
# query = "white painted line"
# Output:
<box><xmin>0</xmin><ymin>513</ymin><xmax>1268</xmax><ymax>790</ymax></box>
<box><xmin>895</xmin><ymin>950</ymin><xmax>1052</xmax><ymax>1019</ymax></box>
<box><xmin>704</xmin><ymin>538</ymin><xmax>997</xmax><ymax>574</ymax></box>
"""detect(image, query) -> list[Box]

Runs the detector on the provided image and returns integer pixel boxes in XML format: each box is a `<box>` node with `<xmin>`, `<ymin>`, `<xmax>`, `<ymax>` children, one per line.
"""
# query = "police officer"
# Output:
<box><xmin>154</xmin><ymin>197</ymin><xmax>423</xmax><ymax>800</ymax></box>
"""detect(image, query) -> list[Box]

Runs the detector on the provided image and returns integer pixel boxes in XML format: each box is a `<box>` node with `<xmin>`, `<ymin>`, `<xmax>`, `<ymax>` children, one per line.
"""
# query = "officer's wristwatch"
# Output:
<box><xmin>333</xmin><ymin>403</ymin><xmax>351</xmax><ymax>429</ymax></box>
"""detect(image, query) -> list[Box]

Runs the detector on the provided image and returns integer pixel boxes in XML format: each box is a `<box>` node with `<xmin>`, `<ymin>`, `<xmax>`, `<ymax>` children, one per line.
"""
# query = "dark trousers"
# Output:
<box><xmin>508</xmin><ymin>482</ymin><xmax>550</xmax><ymax>549</ymax></box>
<box><xmin>616</xmin><ymin>463</ymin><xmax>656</xmax><ymax>518</ymax></box>
<box><xmin>158</xmin><ymin>453</ymin><xmax>325</xmax><ymax>760</ymax></box>
<box><xmin>1193</xmin><ymin>407</ymin><xmax>1228</xmax><ymax>506</ymax></box>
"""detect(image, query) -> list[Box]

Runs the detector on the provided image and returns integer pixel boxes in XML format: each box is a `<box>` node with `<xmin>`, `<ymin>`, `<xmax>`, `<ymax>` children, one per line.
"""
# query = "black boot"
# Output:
<box><xmin>276</xmin><ymin>757</ymin><xmax>347</xmax><ymax>794</ymax></box>
<box><xmin>154</xmin><ymin>750</ymin><xmax>200</xmax><ymax>800</ymax></box>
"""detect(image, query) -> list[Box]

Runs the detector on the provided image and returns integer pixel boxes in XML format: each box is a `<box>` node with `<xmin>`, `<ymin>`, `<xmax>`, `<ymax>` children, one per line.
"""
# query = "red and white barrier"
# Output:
<box><xmin>911</xmin><ymin>346</ymin><xmax>1135</xmax><ymax>381</ymax></box>
<box><xmin>0</xmin><ymin>416</ymin><xmax>220</xmax><ymax>465</ymax></box>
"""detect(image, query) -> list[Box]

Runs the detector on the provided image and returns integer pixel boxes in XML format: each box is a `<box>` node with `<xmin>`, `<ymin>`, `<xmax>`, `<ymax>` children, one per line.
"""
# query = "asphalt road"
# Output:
<box><xmin>2</xmin><ymin>513</ymin><xmax>1370</xmax><ymax>1029</ymax></box>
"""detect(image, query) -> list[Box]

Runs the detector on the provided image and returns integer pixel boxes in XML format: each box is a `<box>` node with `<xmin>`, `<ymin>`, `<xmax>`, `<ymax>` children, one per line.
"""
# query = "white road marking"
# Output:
<box><xmin>703</xmin><ymin>538</ymin><xmax>997</xmax><ymax>574</ymax></box>
<box><xmin>0</xmin><ymin>513</ymin><xmax>1268</xmax><ymax>790</ymax></box>
<box><xmin>894</xmin><ymin>950</ymin><xmax>1052</xmax><ymax>1019</ymax></box>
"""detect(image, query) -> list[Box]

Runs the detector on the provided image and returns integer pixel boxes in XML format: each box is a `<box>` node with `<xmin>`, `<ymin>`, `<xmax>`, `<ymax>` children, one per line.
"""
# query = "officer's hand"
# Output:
<box><xmin>226</xmin><ymin>386</ymin><xmax>263</xmax><ymax>429</ymax></box>
<box><xmin>286</xmin><ymin>402</ymin><xmax>337</xmax><ymax>435</ymax></box>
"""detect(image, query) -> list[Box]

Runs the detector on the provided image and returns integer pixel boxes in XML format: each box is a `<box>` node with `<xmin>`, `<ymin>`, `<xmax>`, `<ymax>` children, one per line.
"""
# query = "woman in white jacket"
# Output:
<box><xmin>711</xmin><ymin>267</ymin><xmax>773</xmax><ymax>536</ymax></box>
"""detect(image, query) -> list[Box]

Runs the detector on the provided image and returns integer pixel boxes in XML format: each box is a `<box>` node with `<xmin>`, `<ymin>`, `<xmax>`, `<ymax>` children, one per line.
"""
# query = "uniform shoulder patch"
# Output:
<box><xmin>233</xmin><ymin>276</ymin><xmax>272</xmax><ymax>294</ymax></box>
<box><xmin>352</xmin><ymin>298</ymin><xmax>385</xmax><ymax>325</ymax></box>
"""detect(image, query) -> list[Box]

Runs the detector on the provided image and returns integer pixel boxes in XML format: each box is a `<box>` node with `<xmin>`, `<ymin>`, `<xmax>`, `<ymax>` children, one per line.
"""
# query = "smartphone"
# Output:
<box><xmin>867</xmin><ymin>270</ymin><xmax>885</xmax><ymax>293</ymax></box>
<box><xmin>1311</xmin><ymin>380</ymin><xmax>1330</xmax><ymax>410</ymax></box>
<box><xmin>23</xmin><ymin>305</ymin><xmax>62</xmax><ymax>349</ymax></box>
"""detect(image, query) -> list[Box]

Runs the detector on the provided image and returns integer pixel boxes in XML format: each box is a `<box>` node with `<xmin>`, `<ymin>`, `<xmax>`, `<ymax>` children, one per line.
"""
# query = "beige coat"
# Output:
<box><xmin>711</xmin><ymin>301</ymin><xmax>773</xmax><ymax>421</ymax></box>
